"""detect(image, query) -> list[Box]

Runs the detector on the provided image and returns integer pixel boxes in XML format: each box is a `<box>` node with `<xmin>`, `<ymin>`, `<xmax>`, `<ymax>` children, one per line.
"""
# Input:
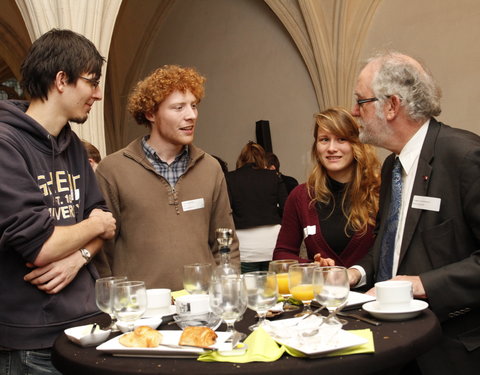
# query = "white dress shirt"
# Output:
<box><xmin>352</xmin><ymin>120</ymin><xmax>430</xmax><ymax>286</ymax></box>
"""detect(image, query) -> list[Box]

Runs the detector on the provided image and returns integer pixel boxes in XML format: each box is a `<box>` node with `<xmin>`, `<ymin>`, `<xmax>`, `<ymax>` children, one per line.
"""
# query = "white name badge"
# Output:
<box><xmin>303</xmin><ymin>225</ymin><xmax>316</xmax><ymax>238</ymax></box>
<box><xmin>181</xmin><ymin>198</ymin><xmax>205</xmax><ymax>212</ymax></box>
<box><xmin>411</xmin><ymin>195</ymin><xmax>441</xmax><ymax>212</ymax></box>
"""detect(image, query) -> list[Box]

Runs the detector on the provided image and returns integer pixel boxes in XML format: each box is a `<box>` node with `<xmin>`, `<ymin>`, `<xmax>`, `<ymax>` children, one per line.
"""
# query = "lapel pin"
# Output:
<box><xmin>423</xmin><ymin>175</ymin><xmax>429</xmax><ymax>181</ymax></box>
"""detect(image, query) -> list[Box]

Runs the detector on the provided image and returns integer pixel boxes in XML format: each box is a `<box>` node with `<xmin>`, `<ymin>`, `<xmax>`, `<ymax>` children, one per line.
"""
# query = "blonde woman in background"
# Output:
<box><xmin>273</xmin><ymin>107</ymin><xmax>380</xmax><ymax>267</ymax></box>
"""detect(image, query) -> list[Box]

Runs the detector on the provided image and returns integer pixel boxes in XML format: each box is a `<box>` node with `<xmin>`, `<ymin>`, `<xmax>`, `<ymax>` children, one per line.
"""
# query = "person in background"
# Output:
<box><xmin>0</xmin><ymin>29</ymin><xmax>115</xmax><ymax>374</ymax></box>
<box><xmin>212</xmin><ymin>154</ymin><xmax>229</xmax><ymax>175</ymax></box>
<box><xmin>273</xmin><ymin>107</ymin><xmax>380</xmax><ymax>268</ymax></box>
<box><xmin>266</xmin><ymin>152</ymin><xmax>299</xmax><ymax>195</ymax></box>
<box><xmin>94</xmin><ymin>65</ymin><xmax>239</xmax><ymax>290</ymax></box>
<box><xmin>227</xmin><ymin>141</ymin><xmax>288</xmax><ymax>273</ymax></box>
<box><xmin>82</xmin><ymin>140</ymin><xmax>101</xmax><ymax>171</ymax></box>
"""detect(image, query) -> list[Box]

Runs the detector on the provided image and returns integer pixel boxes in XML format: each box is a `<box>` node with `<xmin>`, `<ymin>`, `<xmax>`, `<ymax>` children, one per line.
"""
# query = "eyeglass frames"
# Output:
<box><xmin>356</xmin><ymin>97</ymin><xmax>379</xmax><ymax>106</ymax></box>
<box><xmin>79</xmin><ymin>76</ymin><xmax>100</xmax><ymax>89</ymax></box>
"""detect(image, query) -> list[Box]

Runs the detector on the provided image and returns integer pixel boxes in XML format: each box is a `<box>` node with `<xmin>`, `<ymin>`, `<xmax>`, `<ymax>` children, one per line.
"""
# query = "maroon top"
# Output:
<box><xmin>273</xmin><ymin>184</ymin><xmax>375</xmax><ymax>267</ymax></box>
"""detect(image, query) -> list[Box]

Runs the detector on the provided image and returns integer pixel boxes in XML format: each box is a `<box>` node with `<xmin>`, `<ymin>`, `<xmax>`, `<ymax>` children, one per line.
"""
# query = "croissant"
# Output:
<box><xmin>179</xmin><ymin>326</ymin><xmax>217</xmax><ymax>347</ymax></box>
<box><xmin>119</xmin><ymin>326</ymin><xmax>162</xmax><ymax>348</ymax></box>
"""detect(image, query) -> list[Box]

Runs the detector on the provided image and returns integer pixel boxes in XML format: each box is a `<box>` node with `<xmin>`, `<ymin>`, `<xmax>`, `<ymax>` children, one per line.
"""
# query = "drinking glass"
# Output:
<box><xmin>268</xmin><ymin>259</ymin><xmax>299</xmax><ymax>297</ymax></box>
<box><xmin>95</xmin><ymin>276</ymin><xmax>127</xmax><ymax>331</ymax></box>
<box><xmin>243</xmin><ymin>271</ymin><xmax>278</xmax><ymax>331</ymax></box>
<box><xmin>112</xmin><ymin>281</ymin><xmax>147</xmax><ymax>332</ymax></box>
<box><xmin>313</xmin><ymin>266</ymin><xmax>350</xmax><ymax>325</ymax></box>
<box><xmin>209</xmin><ymin>275</ymin><xmax>247</xmax><ymax>341</ymax></box>
<box><xmin>183</xmin><ymin>263</ymin><xmax>212</xmax><ymax>294</ymax></box>
<box><xmin>288</xmin><ymin>263</ymin><xmax>317</xmax><ymax>317</ymax></box>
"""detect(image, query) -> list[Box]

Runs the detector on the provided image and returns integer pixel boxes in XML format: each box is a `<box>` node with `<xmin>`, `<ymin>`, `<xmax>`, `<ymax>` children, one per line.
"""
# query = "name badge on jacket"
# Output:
<box><xmin>411</xmin><ymin>195</ymin><xmax>441</xmax><ymax>212</ymax></box>
<box><xmin>303</xmin><ymin>225</ymin><xmax>316</xmax><ymax>238</ymax></box>
<box><xmin>182</xmin><ymin>198</ymin><xmax>205</xmax><ymax>212</ymax></box>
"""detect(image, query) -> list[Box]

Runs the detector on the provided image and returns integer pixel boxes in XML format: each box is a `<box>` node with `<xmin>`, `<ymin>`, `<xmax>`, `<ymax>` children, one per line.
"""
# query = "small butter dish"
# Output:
<box><xmin>64</xmin><ymin>324</ymin><xmax>111</xmax><ymax>347</ymax></box>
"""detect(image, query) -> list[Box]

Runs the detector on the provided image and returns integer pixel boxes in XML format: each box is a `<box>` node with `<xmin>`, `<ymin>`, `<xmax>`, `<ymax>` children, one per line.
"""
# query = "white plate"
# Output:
<box><xmin>96</xmin><ymin>330</ymin><xmax>232</xmax><ymax>358</ymax></box>
<box><xmin>362</xmin><ymin>299</ymin><xmax>429</xmax><ymax>321</ymax></box>
<box><xmin>345</xmin><ymin>291</ymin><xmax>376</xmax><ymax>309</ymax></box>
<box><xmin>263</xmin><ymin>317</ymin><xmax>368</xmax><ymax>357</ymax></box>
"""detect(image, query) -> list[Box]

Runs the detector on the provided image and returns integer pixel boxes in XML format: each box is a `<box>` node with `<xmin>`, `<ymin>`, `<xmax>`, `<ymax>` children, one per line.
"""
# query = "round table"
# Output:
<box><xmin>52</xmin><ymin>307</ymin><xmax>441</xmax><ymax>375</ymax></box>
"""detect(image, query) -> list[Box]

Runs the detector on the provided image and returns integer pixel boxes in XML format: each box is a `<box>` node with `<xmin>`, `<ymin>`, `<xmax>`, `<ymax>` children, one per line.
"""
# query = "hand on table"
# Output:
<box><xmin>313</xmin><ymin>253</ymin><xmax>335</xmax><ymax>266</ymax></box>
<box><xmin>24</xmin><ymin>251</ymin><xmax>84</xmax><ymax>294</ymax></box>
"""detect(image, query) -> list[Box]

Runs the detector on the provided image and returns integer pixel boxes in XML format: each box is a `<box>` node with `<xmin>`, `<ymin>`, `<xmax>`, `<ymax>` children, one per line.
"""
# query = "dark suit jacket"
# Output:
<box><xmin>226</xmin><ymin>164</ymin><xmax>287</xmax><ymax>229</ymax></box>
<box><xmin>359</xmin><ymin>118</ymin><xmax>480</xmax><ymax>347</ymax></box>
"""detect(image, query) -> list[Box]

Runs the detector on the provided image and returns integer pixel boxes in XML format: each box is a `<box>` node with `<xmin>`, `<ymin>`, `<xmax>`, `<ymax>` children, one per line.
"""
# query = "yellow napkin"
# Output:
<box><xmin>283</xmin><ymin>329</ymin><xmax>375</xmax><ymax>358</ymax></box>
<box><xmin>198</xmin><ymin>326</ymin><xmax>285</xmax><ymax>363</ymax></box>
<box><xmin>171</xmin><ymin>289</ymin><xmax>189</xmax><ymax>300</ymax></box>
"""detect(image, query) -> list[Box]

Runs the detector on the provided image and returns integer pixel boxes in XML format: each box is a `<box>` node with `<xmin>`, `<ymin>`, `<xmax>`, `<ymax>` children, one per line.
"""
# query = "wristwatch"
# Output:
<box><xmin>79</xmin><ymin>248</ymin><xmax>92</xmax><ymax>265</ymax></box>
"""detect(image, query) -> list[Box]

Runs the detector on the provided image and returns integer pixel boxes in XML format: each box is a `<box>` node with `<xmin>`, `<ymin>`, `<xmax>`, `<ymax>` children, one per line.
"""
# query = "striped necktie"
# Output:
<box><xmin>377</xmin><ymin>157</ymin><xmax>403</xmax><ymax>282</ymax></box>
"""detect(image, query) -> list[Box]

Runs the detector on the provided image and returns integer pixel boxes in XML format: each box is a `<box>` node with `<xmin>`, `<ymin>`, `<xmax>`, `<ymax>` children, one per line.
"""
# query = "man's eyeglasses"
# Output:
<box><xmin>79</xmin><ymin>76</ymin><xmax>100</xmax><ymax>89</ymax></box>
<box><xmin>356</xmin><ymin>97</ymin><xmax>378</xmax><ymax>106</ymax></box>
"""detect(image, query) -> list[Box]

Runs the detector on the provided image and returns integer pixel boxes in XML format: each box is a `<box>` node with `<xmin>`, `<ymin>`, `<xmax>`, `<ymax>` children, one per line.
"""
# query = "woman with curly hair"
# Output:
<box><xmin>273</xmin><ymin>107</ymin><xmax>380</xmax><ymax>267</ymax></box>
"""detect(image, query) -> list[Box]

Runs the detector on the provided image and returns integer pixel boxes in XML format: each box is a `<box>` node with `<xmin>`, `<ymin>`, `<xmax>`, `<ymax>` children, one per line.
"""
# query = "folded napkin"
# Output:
<box><xmin>171</xmin><ymin>289</ymin><xmax>189</xmax><ymax>300</ymax></box>
<box><xmin>283</xmin><ymin>329</ymin><xmax>375</xmax><ymax>358</ymax></box>
<box><xmin>198</xmin><ymin>326</ymin><xmax>285</xmax><ymax>363</ymax></box>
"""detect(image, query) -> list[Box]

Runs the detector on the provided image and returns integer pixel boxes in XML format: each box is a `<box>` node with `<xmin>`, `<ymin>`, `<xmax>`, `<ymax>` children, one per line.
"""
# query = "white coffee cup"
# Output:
<box><xmin>175</xmin><ymin>294</ymin><xmax>210</xmax><ymax>315</ymax></box>
<box><xmin>375</xmin><ymin>280</ymin><xmax>413</xmax><ymax>311</ymax></box>
<box><xmin>146</xmin><ymin>288</ymin><xmax>171</xmax><ymax>316</ymax></box>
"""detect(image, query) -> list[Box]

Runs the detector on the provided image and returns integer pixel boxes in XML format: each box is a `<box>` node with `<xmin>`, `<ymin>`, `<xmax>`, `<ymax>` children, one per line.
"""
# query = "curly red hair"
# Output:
<box><xmin>128</xmin><ymin>65</ymin><xmax>206</xmax><ymax>127</ymax></box>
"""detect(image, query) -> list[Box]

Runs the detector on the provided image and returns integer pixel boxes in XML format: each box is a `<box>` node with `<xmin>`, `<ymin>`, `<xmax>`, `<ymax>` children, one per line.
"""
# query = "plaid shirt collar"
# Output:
<box><xmin>141</xmin><ymin>135</ymin><xmax>190</xmax><ymax>186</ymax></box>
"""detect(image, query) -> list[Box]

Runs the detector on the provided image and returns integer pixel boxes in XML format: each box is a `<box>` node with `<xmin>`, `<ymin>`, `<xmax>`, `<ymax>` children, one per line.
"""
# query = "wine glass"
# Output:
<box><xmin>183</xmin><ymin>263</ymin><xmax>212</xmax><ymax>294</ymax></box>
<box><xmin>313</xmin><ymin>266</ymin><xmax>350</xmax><ymax>325</ymax></box>
<box><xmin>288</xmin><ymin>263</ymin><xmax>317</xmax><ymax>317</ymax></box>
<box><xmin>95</xmin><ymin>276</ymin><xmax>127</xmax><ymax>331</ymax></box>
<box><xmin>243</xmin><ymin>271</ymin><xmax>278</xmax><ymax>331</ymax></box>
<box><xmin>112</xmin><ymin>281</ymin><xmax>147</xmax><ymax>332</ymax></box>
<box><xmin>209</xmin><ymin>275</ymin><xmax>247</xmax><ymax>341</ymax></box>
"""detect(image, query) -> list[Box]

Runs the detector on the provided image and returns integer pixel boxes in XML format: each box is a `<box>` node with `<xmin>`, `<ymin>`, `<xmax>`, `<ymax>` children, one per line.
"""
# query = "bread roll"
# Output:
<box><xmin>119</xmin><ymin>326</ymin><xmax>162</xmax><ymax>348</ymax></box>
<box><xmin>178</xmin><ymin>326</ymin><xmax>217</xmax><ymax>347</ymax></box>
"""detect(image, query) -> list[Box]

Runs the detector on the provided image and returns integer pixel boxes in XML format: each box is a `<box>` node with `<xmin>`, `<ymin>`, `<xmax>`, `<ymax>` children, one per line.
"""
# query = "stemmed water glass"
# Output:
<box><xmin>243</xmin><ymin>271</ymin><xmax>278</xmax><ymax>331</ymax></box>
<box><xmin>288</xmin><ymin>263</ymin><xmax>317</xmax><ymax>317</ymax></box>
<box><xmin>209</xmin><ymin>275</ymin><xmax>247</xmax><ymax>342</ymax></box>
<box><xmin>183</xmin><ymin>263</ymin><xmax>212</xmax><ymax>294</ymax></box>
<box><xmin>95</xmin><ymin>276</ymin><xmax>127</xmax><ymax>331</ymax></box>
<box><xmin>313</xmin><ymin>266</ymin><xmax>350</xmax><ymax>325</ymax></box>
<box><xmin>112</xmin><ymin>281</ymin><xmax>147</xmax><ymax>332</ymax></box>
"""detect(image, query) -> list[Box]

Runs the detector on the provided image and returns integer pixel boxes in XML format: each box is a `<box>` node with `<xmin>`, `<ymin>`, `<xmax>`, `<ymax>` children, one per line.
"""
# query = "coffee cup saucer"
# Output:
<box><xmin>362</xmin><ymin>299</ymin><xmax>429</xmax><ymax>321</ymax></box>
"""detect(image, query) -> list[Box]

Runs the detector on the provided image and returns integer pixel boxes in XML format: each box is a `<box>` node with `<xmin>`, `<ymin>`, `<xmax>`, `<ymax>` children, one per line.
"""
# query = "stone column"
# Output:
<box><xmin>15</xmin><ymin>0</ymin><xmax>123</xmax><ymax>157</ymax></box>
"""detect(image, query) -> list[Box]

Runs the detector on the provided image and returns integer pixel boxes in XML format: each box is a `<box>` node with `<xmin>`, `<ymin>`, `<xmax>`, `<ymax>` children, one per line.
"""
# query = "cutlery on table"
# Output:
<box><xmin>336</xmin><ymin>311</ymin><xmax>381</xmax><ymax>326</ymax></box>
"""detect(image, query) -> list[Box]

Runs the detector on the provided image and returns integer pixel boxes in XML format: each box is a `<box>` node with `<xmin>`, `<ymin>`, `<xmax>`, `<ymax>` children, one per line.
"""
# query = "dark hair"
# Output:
<box><xmin>265</xmin><ymin>152</ymin><xmax>280</xmax><ymax>171</ymax></box>
<box><xmin>20</xmin><ymin>29</ymin><xmax>105</xmax><ymax>100</ymax></box>
<box><xmin>82</xmin><ymin>140</ymin><xmax>101</xmax><ymax>163</ymax></box>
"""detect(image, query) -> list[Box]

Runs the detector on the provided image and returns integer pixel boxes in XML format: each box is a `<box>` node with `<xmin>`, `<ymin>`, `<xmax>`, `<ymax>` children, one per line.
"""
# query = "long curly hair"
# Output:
<box><xmin>128</xmin><ymin>65</ymin><xmax>206</xmax><ymax>127</ymax></box>
<box><xmin>307</xmin><ymin>107</ymin><xmax>380</xmax><ymax>235</ymax></box>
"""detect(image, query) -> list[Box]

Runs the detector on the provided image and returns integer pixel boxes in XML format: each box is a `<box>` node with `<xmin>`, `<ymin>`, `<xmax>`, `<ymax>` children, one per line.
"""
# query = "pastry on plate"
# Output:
<box><xmin>178</xmin><ymin>326</ymin><xmax>217</xmax><ymax>347</ymax></box>
<box><xmin>119</xmin><ymin>325</ymin><xmax>162</xmax><ymax>348</ymax></box>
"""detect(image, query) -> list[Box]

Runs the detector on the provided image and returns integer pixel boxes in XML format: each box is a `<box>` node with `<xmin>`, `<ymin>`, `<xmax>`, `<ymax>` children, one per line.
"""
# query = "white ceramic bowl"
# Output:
<box><xmin>64</xmin><ymin>324</ymin><xmax>111</xmax><ymax>347</ymax></box>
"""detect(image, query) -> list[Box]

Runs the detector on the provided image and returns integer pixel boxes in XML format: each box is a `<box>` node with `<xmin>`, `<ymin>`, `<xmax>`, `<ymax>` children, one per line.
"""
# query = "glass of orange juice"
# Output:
<box><xmin>288</xmin><ymin>263</ymin><xmax>317</xmax><ymax>317</ymax></box>
<box><xmin>268</xmin><ymin>259</ymin><xmax>299</xmax><ymax>297</ymax></box>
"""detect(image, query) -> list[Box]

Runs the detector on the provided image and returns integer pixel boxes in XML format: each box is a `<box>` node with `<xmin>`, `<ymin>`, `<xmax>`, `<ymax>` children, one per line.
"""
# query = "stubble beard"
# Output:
<box><xmin>70</xmin><ymin>115</ymin><xmax>88</xmax><ymax>124</ymax></box>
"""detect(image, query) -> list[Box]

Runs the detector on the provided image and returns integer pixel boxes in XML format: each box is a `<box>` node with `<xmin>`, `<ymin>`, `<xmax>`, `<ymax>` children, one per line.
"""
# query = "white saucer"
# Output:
<box><xmin>362</xmin><ymin>299</ymin><xmax>429</xmax><ymax>321</ymax></box>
